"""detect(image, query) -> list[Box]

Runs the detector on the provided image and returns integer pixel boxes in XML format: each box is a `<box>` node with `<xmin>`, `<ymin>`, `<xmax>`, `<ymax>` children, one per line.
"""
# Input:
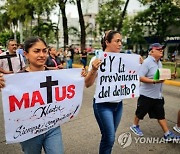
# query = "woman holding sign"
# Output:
<box><xmin>0</xmin><ymin>37</ymin><xmax>87</xmax><ymax>154</ymax></box>
<box><xmin>85</xmin><ymin>30</ymin><xmax>123</xmax><ymax>154</ymax></box>
<box><xmin>0</xmin><ymin>37</ymin><xmax>64</xmax><ymax>154</ymax></box>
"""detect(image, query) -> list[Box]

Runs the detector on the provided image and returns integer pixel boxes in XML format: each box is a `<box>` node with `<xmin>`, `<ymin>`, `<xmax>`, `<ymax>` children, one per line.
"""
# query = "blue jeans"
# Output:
<box><xmin>80</xmin><ymin>59</ymin><xmax>87</xmax><ymax>68</ymax></box>
<box><xmin>20</xmin><ymin>127</ymin><xmax>63</xmax><ymax>154</ymax></box>
<box><xmin>93</xmin><ymin>100</ymin><xmax>123</xmax><ymax>154</ymax></box>
<box><xmin>66</xmin><ymin>59</ymin><xmax>72</xmax><ymax>68</ymax></box>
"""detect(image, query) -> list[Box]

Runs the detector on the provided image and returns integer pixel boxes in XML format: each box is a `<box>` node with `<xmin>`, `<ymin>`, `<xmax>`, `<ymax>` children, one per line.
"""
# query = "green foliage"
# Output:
<box><xmin>73</xmin><ymin>53</ymin><xmax>94</xmax><ymax>66</ymax></box>
<box><xmin>0</xmin><ymin>0</ymin><xmax>58</xmax><ymax>44</ymax></box>
<box><xmin>96</xmin><ymin>0</ymin><xmax>124</xmax><ymax>33</ymax></box>
<box><xmin>69</xmin><ymin>26</ymin><xmax>81</xmax><ymax>38</ymax></box>
<box><xmin>163</xmin><ymin>62</ymin><xmax>180</xmax><ymax>78</ymax></box>
<box><xmin>131</xmin><ymin>0</ymin><xmax>180</xmax><ymax>42</ymax></box>
<box><xmin>0</xmin><ymin>12</ymin><xmax>11</xmax><ymax>31</ymax></box>
<box><xmin>29</xmin><ymin>0</ymin><xmax>56</xmax><ymax>18</ymax></box>
<box><xmin>0</xmin><ymin>30</ymin><xmax>19</xmax><ymax>47</ymax></box>
<box><xmin>3</xmin><ymin>0</ymin><xmax>35</xmax><ymax>24</ymax></box>
<box><xmin>32</xmin><ymin>21</ymin><xmax>58</xmax><ymax>44</ymax></box>
<box><xmin>122</xmin><ymin>0</ymin><xmax>180</xmax><ymax>46</ymax></box>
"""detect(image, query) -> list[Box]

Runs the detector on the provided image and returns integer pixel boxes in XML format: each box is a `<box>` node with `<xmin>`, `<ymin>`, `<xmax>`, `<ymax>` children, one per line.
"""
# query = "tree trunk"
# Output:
<box><xmin>77</xmin><ymin>0</ymin><xmax>86</xmax><ymax>52</ymax></box>
<box><xmin>56</xmin><ymin>8</ymin><xmax>61</xmax><ymax>49</ymax></box>
<box><xmin>59</xmin><ymin>0</ymin><xmax>68</xmax><ymax>50</ymax></box>
<box><xmin>37</xmin><ymin>14</ymin><xmax>40</xmax><ymax>36</ymax></box>
<box><xmin>117</xmin><ymin>0</ymin><xmax>130</xmax><ymax>32</ymax></box>
<box><xmin>19</xmin><ymin>21</ymin><xmax>23</xmax><ymax>43</ymax></box>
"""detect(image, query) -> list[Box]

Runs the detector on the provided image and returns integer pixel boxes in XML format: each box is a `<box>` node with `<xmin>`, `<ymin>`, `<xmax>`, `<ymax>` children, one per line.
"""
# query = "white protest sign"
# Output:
<box><xmin>94</xmin><ymin>52</ymin><xmax>140</xmax><ymax>103</ymax></box>
<box><xmin>153</xmin><ymin>68</ymin><xmax>171</xmax><ymax>80</ymax></box>
<box><xmin>159</xmin><ymin>68</ymin><xmax>171</xmax><ymax>80</ymax></box>
<box><xmin>2</xmin><ymin>68</ymin><xmax>84</xmax><ymax>143</ymax></box>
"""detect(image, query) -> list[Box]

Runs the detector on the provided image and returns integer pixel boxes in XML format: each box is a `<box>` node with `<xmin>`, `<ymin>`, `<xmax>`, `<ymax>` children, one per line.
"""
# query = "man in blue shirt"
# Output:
<box><xmin>130</xmin><ymin>43</ymin><xmax>179</xmax><ymax>142</ymax></box>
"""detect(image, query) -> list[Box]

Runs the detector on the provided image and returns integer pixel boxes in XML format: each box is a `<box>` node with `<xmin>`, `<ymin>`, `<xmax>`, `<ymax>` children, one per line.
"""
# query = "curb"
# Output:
<box><xmin>72</xmin><ymin>64</ymin><xmax>180</xmax><ymax>87</ymax></box>
<box><xmin>73</xmin><ymin>64</ymin><xmax>84</xmax><ymax>68</ymax></box>
<box><xmin>164</xmin><ymin>80</ymin><xmax>180</xmax><ymax>87</ymax></box>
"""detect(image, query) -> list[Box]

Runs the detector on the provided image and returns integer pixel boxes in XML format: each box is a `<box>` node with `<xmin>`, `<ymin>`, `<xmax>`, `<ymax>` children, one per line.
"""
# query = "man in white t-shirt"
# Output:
<box><xmin>0</xmin><ymin>39</ymin><xmax>25</xmax><ymax>74</ymax></box>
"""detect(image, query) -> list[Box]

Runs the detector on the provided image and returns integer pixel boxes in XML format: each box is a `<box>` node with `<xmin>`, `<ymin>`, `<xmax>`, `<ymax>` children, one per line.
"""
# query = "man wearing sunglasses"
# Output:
<box><xmin>130</xmin><ymin>43</ymin><xmax>180</xmax><ymax>142</ymax></box>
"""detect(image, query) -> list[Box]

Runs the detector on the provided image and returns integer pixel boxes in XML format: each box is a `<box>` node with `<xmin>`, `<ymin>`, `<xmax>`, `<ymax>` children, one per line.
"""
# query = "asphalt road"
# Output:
<box><xmin>0</xmin><ymin>84</ymin><xmax>180</xmax><ymax>154</ymax></box>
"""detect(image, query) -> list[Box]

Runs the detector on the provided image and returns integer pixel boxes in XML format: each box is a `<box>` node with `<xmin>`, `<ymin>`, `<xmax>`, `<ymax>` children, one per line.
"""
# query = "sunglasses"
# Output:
<box><xmin>152</xmin><ymin>48</ymin><xmax>163</xmax><ymax>51</ymax></box>
<box><xmin>156</xmin><ymin>49</ymin><xmax>163</xmax><ymax>51</ymax></box>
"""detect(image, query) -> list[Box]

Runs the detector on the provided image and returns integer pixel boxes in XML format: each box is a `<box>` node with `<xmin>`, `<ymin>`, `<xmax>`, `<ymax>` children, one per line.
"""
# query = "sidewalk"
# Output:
<box><xmin>73</xmin><ymin>63</ymin><xmax>180</xmax><ymax>87</ymax></box>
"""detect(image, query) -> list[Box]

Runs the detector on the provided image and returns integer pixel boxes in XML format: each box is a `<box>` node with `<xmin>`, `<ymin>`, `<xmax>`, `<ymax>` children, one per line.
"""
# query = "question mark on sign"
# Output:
<box><xmin>131</xmin><ymin>84</ymin><xmax>136</xmax><ymax>98</ymax></box>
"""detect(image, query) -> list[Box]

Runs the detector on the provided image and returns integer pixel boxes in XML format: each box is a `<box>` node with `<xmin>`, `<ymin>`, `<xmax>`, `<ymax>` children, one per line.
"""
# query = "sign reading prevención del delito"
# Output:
<box><xmin>94</xmin><ymin>52</ymin><xmax>140</xmax><ymax>103</ymax></box>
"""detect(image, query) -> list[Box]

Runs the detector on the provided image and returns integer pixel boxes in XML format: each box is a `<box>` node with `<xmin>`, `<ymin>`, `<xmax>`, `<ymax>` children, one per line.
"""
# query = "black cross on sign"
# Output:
<box><xmin>40</xmin><ymin>76</ymin><xmax>58</xmax><ymax>104</ymax></box>
<box><xmin>0</xmin><ymin>52</ymin><xmax>17</xmax><ymax>71</ymax></box>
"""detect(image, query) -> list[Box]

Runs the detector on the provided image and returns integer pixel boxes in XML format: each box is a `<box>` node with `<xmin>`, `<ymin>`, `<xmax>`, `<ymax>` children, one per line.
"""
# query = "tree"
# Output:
<box><xmin>96</xmin><ymin>0</ymin><xmax>124</xmax><ymax>33</ymax></box>
<box><xmin>172</xmin><ymin>0</ymin><xmax>180</xmax><ymax>8</ymax></box>
<box><xmin>0</xmin><ymin>12</ymin><xmax>11</xmax><ymax>31</ymax></box>
<box><xmin>122</xmin><ymin>15</ymin><xmax>147</xmax><ymax>54</ymax></box>
<box><xmin>58</xmin><ymin>0</ymin><xmax>69</xmax><ymax>49</ymax></box>
<box><xmin>135</xmin><ymin>0</ymin><xmax>180</xmax><ymax>42</ymax></box>
<box><xmin>2</xmin><ymin>0</ymin><xmax>57</xmax><ymax>41</ymax></box>
<box><xmin>56</xmin><ymin>8</ymin><xmax>61</xmax><ymax>49</ymax></box>
<box><xmin>121</xmin><ymin>0</ymin><xmax>180</xmax><ymax>55</ymax></box>
<box><xmin>32</xmin><ymin>21</ymin><xmax>57</xmax><ymax>44</ymax></box>
<box><xmin>117</xmin><ymin>0</ymin><xmax>130</xmax><ymax>31</ymax></box>
<box><xmin>30</xmin><ymin>0</ymin><xmax>56</xmax><ymax>33</ymax></box>
<box><xmin>0</xmin><ymin>30</ymin><xmax>15</xmax><ymax>47</ymax></box>
<box><xmin>76</xmin><ymin>0</ymin><xmax>86</xmax><ymax>52</ymax></box>
<box><xmin>69</xmin><ymin>26</ymin><xmax>80</xmax><ymax>38</ymax></box>
<box><xmin>2</xmin><ymin>0</ymin><xmax>35</xmax><ymax>41</ymax></box>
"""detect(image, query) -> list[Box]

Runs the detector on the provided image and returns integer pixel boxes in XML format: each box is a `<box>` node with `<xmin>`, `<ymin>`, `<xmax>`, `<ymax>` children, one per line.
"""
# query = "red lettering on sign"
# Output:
<box><xmin>55</xmin><ymin>86</ymin><xmax>66</xmax><ymax>101</ymax></box>
<box><xmin>31</xmin><ymin>91</ymin><xmax>45</xmax><ymax>107</ymax></box>
<box><xmin>8</xmin><ymin>84</ymin><xmax>76</xmax><ymax>112</ymax></box>
<box><xmin>67</xmin><ymin>85</ymin><xmax>75</xmax><ymax>99</ymax></box>
<box><xmin>55</xmin><ymin>85</ymin><xmax>75</xmax><ymax>101</ymax></box>
<box><xmin>9</xmin><ymin>93</ymin><xmax>30</xmax><ymax>112</ymax></box>
<box><xmin>9</xmin><ymin>91</ymin><xmax>45</xmax><ymax>112</ymax></box>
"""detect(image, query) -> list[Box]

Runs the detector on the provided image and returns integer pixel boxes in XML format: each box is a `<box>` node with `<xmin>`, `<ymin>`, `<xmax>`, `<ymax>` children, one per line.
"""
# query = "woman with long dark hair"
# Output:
<box><xmin>85</xmin><ymin>30</ymin><xmax>123</xmax><ymax>154</ymax></box>
<box><xmin>0</xmin><ymin>37</ymin><xmax>64</xmax><ymax>154</ymax></box>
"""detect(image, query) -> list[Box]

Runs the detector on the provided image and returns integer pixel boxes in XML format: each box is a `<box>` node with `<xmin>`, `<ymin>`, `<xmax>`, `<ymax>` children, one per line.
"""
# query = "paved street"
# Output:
<box><xmin>0</xmin><ymin>84</ymin><xmax>180</xmax><ymax>154</ymax></box>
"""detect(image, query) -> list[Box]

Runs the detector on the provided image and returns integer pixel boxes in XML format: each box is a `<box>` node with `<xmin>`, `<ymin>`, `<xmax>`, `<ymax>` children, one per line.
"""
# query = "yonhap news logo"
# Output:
<box><xmin>118</xmin><ymin>132</ymin><xmax>132</xmax><ymax>148</ymax></box>
<box><xmin>118</xmin><ymin>132</ymin><xmax>180</xmax><ymax>148</ymax></box>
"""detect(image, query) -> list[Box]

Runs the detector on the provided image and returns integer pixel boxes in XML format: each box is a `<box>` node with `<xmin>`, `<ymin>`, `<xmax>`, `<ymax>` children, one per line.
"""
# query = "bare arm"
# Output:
<box><xmin>57</xmin><ymin>64</ymin><xmax>64</xmax><ymax>69</ymax></box>
<box><xmin>85</xmin><ymin>59</ymin><xmax>102</xmax><ymax>88</ymax></box>
<box><xmin>140</xmin><ymin>76</ymin><xmax>164</xmax><ymax>84</ymax></box>
<box><xmin>0</xmin><ymin>67</ymin><xmax>13</xmax><ymax>74</ymax></box>
<box><xmin>139</xmin><ymin>56</ymin><xmax>144</xmax><ymax>64</ymax></box>
<box><xmin>79</xmin><ymin>54</ymin><xmax>82</xmax><ymax>59</ymax></box>
<box><xmin>0</xmin><ymin>73</ymin><xmax>5</xmax><ymax>89</ymax></box>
